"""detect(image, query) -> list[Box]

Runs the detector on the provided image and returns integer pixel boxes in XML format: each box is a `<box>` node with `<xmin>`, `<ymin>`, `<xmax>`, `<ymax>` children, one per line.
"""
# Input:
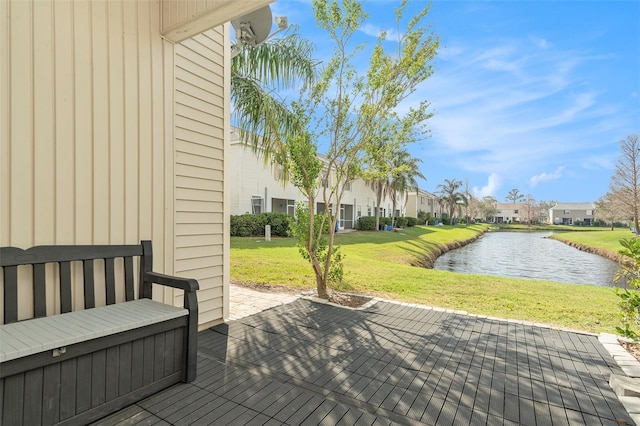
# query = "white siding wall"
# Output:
<box><xmin>174</xmin><ymin>29</ymin><xmax>228</xmax><ymax>326</ymax></box>
<box><xmin>1</xmin><ymin>0</ymin><xmax>174</xmax><ymax>320</ymax></box>
<box><xmin>1</xmin><ymin>0</ymin><xmax>255</xmax><ymax>328</ymax></box>
<box><xmin>229</xmin><ymin>141</ymin><xmax>304</xmax><ymax>215</ymax></box>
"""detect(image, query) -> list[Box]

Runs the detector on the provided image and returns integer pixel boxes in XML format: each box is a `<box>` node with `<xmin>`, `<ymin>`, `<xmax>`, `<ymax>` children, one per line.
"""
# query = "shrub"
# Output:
<box><xmin>395</xmin><ymin>217</ymin><xmax>408</xmax><ymax>228</ymax></box>
<box><xmin>230</xmin><ymin>213</ymin><xmax>293</xmax><ymax>237</ymax></box>
<box><xmin>263</xmin><ymin>212</ymin><xmax>293</xmax><ymax>237</ymax></box>
<box><xmin>356</xmin><ymin>216</ymin><xmax>377</xmax><ymax>231</ymax></box>
<box><xmin>615</xmin><ymin>238</ymin><xmax>640</xmax><ymax>340</ymax></box>
<box><xmin>441</xmin><ymin>218</ymin><xmax>451</xmax><ymax>225</ymax></box>
<box><xmin>406</xmin><ymin>217</ymin><xmax>417</xmax><ymax>227</ymax></box>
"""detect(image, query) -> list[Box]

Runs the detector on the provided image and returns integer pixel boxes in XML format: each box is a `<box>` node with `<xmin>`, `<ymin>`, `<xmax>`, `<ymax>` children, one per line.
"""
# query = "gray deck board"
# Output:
<box><xmin>91</xmin><ymin>299</ymin><xmax>634</xmax><ymax>426</ymax></box>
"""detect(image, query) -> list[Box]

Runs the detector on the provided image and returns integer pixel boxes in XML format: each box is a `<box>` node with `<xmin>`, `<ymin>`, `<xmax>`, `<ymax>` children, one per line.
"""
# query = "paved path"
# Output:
<box><xmin>95</xmin><ymin>290</ymin><xmax>636</xmax><ymax>425</ymax></box>
<box><xmin>227</xmin><ymin>284</ymin><xmax>301</xmax><ymax>321</ymax></box>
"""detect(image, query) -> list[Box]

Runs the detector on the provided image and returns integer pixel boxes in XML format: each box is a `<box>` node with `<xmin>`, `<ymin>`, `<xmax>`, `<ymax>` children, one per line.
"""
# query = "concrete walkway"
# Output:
<box><xmin>95</xmin><ymin>287</ymin><xmax>639</xmax><ymax>425</ymax></box>
<box><xmin>227</xmin><ymin>284</ymin><xmax>301</xmax><ymax>321</ymax></box>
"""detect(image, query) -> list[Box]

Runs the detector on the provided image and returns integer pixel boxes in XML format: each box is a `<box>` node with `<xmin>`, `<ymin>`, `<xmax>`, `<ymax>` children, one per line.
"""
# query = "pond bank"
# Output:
<box><xmin>550</xmin><ymin>234</ymin><xmax>627</xmax><ymax>266</ymax></box>
<box><xmin>410</xmin><ymin>228</ymin><xmax>487</xmax><ymax>269</ymax></box>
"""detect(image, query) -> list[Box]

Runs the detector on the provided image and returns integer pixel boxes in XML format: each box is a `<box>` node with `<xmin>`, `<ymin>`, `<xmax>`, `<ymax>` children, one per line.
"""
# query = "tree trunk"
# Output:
<box><xmin>375</xmin><ymin>184</ymin><xmax>383</xmax><ymax>231</ymax></box>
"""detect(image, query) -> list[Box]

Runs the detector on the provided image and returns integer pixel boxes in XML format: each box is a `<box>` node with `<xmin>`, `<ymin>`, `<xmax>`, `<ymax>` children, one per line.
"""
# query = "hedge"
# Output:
<box><xmin>230</xmin><ymin>213</ymin><xmax>293</xmax><ymax>237</ymax></box>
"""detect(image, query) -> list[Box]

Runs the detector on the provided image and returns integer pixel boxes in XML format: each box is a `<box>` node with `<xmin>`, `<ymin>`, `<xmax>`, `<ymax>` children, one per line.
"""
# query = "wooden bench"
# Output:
<box><xmin>0</xmin><ymin>241</ymin><xmax>199</xmax><ymax>426</ymax></box>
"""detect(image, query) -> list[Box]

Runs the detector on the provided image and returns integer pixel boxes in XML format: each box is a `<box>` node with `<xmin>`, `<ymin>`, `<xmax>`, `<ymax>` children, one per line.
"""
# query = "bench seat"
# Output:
<box><xmin>0</xmin><ymin>299</ymin><xmax>188</xmax><ymax>363</ymax></box>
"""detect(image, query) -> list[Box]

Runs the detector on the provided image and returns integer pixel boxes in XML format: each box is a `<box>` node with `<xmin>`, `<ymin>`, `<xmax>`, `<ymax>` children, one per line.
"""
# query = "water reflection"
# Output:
<box><xmin>433</xmin><ymin>231</ymin><xmax>622</xmax><ymax>287</ymax></box>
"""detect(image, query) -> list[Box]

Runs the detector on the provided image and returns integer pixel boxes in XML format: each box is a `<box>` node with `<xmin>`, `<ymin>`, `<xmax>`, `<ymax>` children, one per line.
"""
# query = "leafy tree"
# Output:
<box><xmin>437</xmin><ymin>179</ymin><xmax>467</xmax><ymax>221</ymax></box>
<box><xmin>505</xmin><ymin>188</ymin><xmax>525</xmax><ymax>203</ymax></box>
<box><xmin>231</xmin><ymin>28</ymin><xmax>318</xmax><ymax>163</ymax></box>
<box><xmin>609</xmin><ymin>134</ymin><xmax>640</xmax><ymax>236</ymax></box>
<box><xmin>537</xmin><ymin>200</ymin><xmax>556</xmax><ymax>225</ymax></box>
<box><xmin>289</xmin><ymin>0</ymin><xmax>438</xmax><ymax>299</ymax></box>
<box><xmin>521</xmin><ymin>194</ymin><xmax>537</xmax><ymax>225</ymax></box>
<box><xmin>595</xmin><ymin>193</ymin><xmax>623</xmax><ymax>230</ymax></box>
<box><xmin>480</xmin><ymin>196</ymin><xmax>498</xmax><ymax>221</ymax></box>
<box><xmin>466</xmin><ymin>193</ymin><xmax>481</xmax><ymax>223</ymax></box>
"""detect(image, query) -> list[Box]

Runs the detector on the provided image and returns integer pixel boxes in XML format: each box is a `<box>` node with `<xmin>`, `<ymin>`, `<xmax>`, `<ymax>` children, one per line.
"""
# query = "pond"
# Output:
<box><xmin>433</xmin><ymin>231</ymin><xmax>622</xmax><ymax>287</ymax></box>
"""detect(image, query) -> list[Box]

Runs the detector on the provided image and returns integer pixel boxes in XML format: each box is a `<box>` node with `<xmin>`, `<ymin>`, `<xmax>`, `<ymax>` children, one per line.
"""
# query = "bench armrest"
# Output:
<box><xmin>142</xmin><ymin>270</ymin><xmax>199</xmax><ymax>382</ymax></box>
<box><xmin>143</xmin><ymin>271</ymin><xmax>199</xmax><ymax>292</ymax></box>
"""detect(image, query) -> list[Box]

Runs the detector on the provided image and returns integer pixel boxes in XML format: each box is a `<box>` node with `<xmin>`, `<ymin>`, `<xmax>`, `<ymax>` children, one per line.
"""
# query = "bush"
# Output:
<box><xmin>356</xmin><ymin>216</ymin><xmax>377</xmax><ymax>231</ymax></box>
<box><xmin>406</xmin><ymin>217</ymin><xmax>417</xmax><ymax>227</ymax></box>
<box><xmin>230</xmin><ymin>213</ymin><xmax>293</xmax><ymax>237</ymax></box>
<box><xmin>395</xmin><ymin>217</ymin><xmax>408</xmax><ymax>228</ymax></box>
<box><xmin>263</xmin><ymin>213</ymin><xmax>293</xmax><ymax>237</ymax></box>
<box><xmin>615</xmin><ymin>238</ymin><xmax>640</xmax><ymax>340</ymax></box>
<box><xmin>441</xmin><ymin>218</ymin><xmax>451</xmax><ymax>225</ymax></box>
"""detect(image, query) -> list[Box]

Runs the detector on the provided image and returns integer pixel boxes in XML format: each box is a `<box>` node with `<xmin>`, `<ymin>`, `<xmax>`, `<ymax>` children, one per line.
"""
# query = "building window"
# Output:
<box><xmin>564</xmin><ymin>210</ymin><xmax>571</xmax><ymax>215</ymax></box>
<box><xmin>357</xmin><ymin>205</ymin><xmax>362</xmax><ymax>217</ymax></box>
<box><xmin>367</xmin><ymin>205</ymin><xmax>372</xmax><ymax>216</ymax></box>
<box><xmin>345</xmin><ymin>181</ymin><xmax>351</xmax><ymax>191</ymax></box>
<box><xmin>321</xmin><ymin>170</ymin><xmax>329</xmax><ymax>188</ymax></box>
<box><xmin>251</xmin><ymin>196</ymin><xmax>263</xmax><ymax>214</ymax></box>
<box><xmin>514</xmin><ymin>209</ymin><xmax>519</xmax><ymax>214</ymax></box>
<box><xmin>586</xmin><ymin>210</ymin><xmax>593</xmax><ymax>216</ymax></box>
<box><xmin>274</xmin><ymin>164</ymin><xmax>284</xmax><ymax>181</ymax></box>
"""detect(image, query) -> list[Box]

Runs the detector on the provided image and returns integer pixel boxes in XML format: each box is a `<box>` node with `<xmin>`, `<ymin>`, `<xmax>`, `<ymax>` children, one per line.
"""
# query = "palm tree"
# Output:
<box><xmin>231</xmin><ymin>29</ymin><xmax>318</xmax><ymax>162</ymax></box>
<box><xmin>437</xmin><ymin>178</ymin><xmax>467</xmax><ymax>222</ymax></box>
<box><xmin>388</xmin><ymin>149</ymin><xmax>425</xmax><ymax>226</ymax></box>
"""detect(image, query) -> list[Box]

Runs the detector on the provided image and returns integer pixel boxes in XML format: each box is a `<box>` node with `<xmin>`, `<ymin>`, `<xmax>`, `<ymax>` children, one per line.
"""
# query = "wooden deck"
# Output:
<box><xmin>94</xmin><ymin>299</ymin><xmax>634</xmax><ymax>425</ymax></box>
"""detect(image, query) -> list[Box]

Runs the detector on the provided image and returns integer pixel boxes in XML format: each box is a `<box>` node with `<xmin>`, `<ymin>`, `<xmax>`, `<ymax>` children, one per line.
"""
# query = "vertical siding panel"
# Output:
<box><xmin>163</xmin><ymin>38</ymin><xmax>176</xmax><ymax>283</ymax></box>
<box><xmin>223</xmin><ymin>22</ymin><xmax>231</xmax><ymax>321</ymax></box>
<box><xmin>33</xmin><ymin>0</ymin><xmax>55</xmax><ymax>246</ymax></box>
<box><xmin>0</xmin><ymin>0</ymin><xmax>9</xmax><ymax>247</ymax></box>
<box><xmin>74</xmin><ymin>0</ymin><xmax>93</xmax><ymax>244</ymax></box>
<box><xmin>33</xmin><ymin>1</ymin><xmax>58</xmax><ymax>316</ymax></box>
<box><xmin>54</xmin><ymin>0</ymin><xmax>75</xmax><ymax>244</ymax></box>
<box><xmin>150</xmin><ymin>0</ymin><xmax>168</xmax><ymax>277</ymax></box>
<box><xmin>123</xmin><ymin>0</ymin><xmax>139</xmax><ymax>244</ymax></box>
<box><xmin>138</xmin><ymin>0</ymin><xmax>152</xmax><ymax>242</ymax></box>
<box><xmin>108</xmin><ymin>0</ymin><xmax>125</xmax><ymax>244</ymax></box>
<box><xmin>92</xmin><ymin>1</ymin><xmax>110</xmax><ymax>243</ymax></box>
<box><xmin>9</xmin><ymin>0</ymin><xmax>33</xmax><ymax>247</ymax></box>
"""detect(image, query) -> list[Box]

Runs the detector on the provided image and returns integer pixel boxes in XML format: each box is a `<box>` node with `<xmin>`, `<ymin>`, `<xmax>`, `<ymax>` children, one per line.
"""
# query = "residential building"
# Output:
<box><xmin>2</xmin><ymin>0</ymin><xmax>274</xmax><ymax>328</ymax></box>
<box><xmin>229</xmin><ymin>130</ymin><xmax>403</xmax><ymax>229</ymax></box>
<box><xmin>549</xmin><ymin>203</ymin><xmax>596</xmax><ymax>225</ymax></box>
<box><xmin>492</xmin><ymin>203</ymin><xmax>525</xmax><ymax>223</ymax></box>
<box><xmin>406</xmin><ymin>189</ymin><xmax>443</xmax><ymax>218</ymax></box>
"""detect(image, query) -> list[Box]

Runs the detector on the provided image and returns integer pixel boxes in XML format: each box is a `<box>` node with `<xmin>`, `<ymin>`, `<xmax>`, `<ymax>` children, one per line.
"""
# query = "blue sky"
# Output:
<box><xmin>268</xmin><ymin>0</ymin><xmax>639</xmax><ymax>203</ymax></box>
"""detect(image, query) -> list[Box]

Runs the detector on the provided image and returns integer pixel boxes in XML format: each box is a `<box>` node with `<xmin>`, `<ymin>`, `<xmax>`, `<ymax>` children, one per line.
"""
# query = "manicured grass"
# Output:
<box><xmin>549</xmin><ymin>228</ymin><xmax>631</xmax><ymax>259</ymax></box>
<box><xmin>231</xmin><ymin>225</ymin><xmax>622</xmax><ymax>334</ymax></box>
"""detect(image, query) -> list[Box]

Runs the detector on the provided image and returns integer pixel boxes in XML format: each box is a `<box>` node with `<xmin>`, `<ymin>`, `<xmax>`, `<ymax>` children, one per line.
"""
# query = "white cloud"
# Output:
<box><xmin>529</xmin><ymin>166</ymin><xmax>565</xmax><ymax>187</ymax></box>
<box><xmin>473</xmin><ymin>173</ymin><xmax>502</xmax><ymax>198</ymax></box>
<box><xmin>358</xmin><ymin>23</ymin><xmax>402</xmax><ymax>42</ymax></box>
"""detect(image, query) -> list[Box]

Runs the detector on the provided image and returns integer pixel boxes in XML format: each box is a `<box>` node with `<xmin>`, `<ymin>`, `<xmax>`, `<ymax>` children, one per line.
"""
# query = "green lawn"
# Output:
<box><xmin>549</xmin><ymin>228</ymin><xmax>631</xmax><ymax>259</ymax></box>
<box><xmin>231</xmin><ymin>225</ymin><xmax>622</xmax><ymax>334</ymax></box>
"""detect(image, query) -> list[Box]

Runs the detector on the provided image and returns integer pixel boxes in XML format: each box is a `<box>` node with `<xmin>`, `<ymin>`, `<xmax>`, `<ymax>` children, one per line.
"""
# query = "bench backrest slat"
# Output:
<box><xmin>83</xmin><ymin>259</ymin><xmax>96</xmax><ymax>309</ymax></box>
<box><xmin>1</xmin><ymin>243</ymin><xmax>150</xmax><ymax>323</ymax></box>
<box><xmin>105</xmin><ymin>258</ymin><xmax>116</xmax><ymax>305</ymax></box>
<box><xmin>0</xmin><ymin>245</ymin><xmax>144</xmax><ymax>266</ymax></box>
<box><xmin>33</xmin><ymin>263</ymin><xmax>47</xmax><ymax>318</ymax></box>
<box><xmin>3</xmin><ymin>265</ymin><xmax>18</xmax><ymax>324</ymax></box>
<box><xmin>60</xmin><ymin>261</ymin><xmax>73</xmax><ymax>313</ymax></box>
<box><xmin>124</xmin><ymin>256</ymin><xmax>135</xmax><ymax>301</ymax></box>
